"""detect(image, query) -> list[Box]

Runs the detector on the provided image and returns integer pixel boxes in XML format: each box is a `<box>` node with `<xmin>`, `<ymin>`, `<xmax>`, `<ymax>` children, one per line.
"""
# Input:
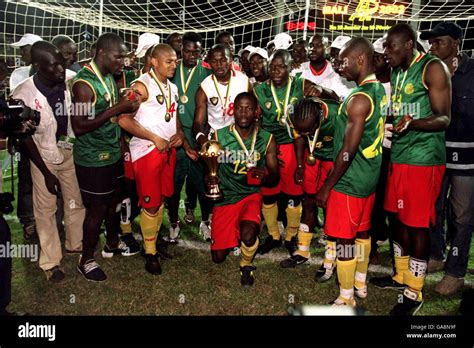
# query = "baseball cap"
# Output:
<box><xmin>11</xmin><ymin>34</ymin><xmax>43</xmax><ymax>48</ymax></box>
<box><xmin>273</xmin><ymin>33</ymin><xmax>293</xmax><ymax>50</ymax></box>
<box><xmin>248</xmin><ymin>47</ymin><xmax>269</xmax><ymax>61</ymax></box>
<box><xmin>373</xmin><ymin>36</ymin><xmax>386</xmax><ymax>55</ymax></box>
<box><xmin>135</xmin><ymin>33</ymin><xmax>161</xmax><ymax>58</ymax></box>
<box><xmin>330</xmin><ymin>35</ymin><xmax>352</xmax><ymax>50</ymax></box>
<box><xmin>420</xmin><ymin>22</ymin><xmax>463</xmax><ymax>41</ymax></box>
<box><xmin>237</xmin><ymin>45</ymin><xmax>255</xmax><ymax>57</ymax></box>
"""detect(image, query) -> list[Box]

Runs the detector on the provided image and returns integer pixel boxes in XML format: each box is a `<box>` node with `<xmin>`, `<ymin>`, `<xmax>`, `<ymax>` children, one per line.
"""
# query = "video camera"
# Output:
<box><xmin>0</xmin><ymin>99</ymin><xmax>40</xmax><ymax>133</ymax></box>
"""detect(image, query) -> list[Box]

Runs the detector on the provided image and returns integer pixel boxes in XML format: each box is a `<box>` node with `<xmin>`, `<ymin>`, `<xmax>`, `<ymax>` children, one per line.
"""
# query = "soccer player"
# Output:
<box><xmin>51</xmin><ymin>35</ymin><xmax>80</xmax><ymax>72</ymax></box>
<box><xmin>290</xmin><ymin>39</ymin><xmax>308</xmax><ymax>74</ymax></box>
<box><xmin>168</xmin><ymin>32</ymin><xmax>212</xmax><ymax>242</ymax></box>
<box><xmin>279</xmin><ymin>96</ymin><xmax>339</xmax><ymax>274</ymax></box>
<box><xmin>248</xmin><ymin>48</ymin><xmax>268</xmax><ymax>86</ymax></box>
<box><xmin>237</xmin><ymin>45</ymin><xmax>254</xmax><ymax>77</ymax></box>
<box><xmin>118</xmin><ymin>44</ymin><xmax>185</xmax><ymax>275</ymax></box>
<box><xmin>71</xmin><ymin>33</ymin><xmax>140</xmax><ymax>281</ymax></box>
<box><xmin>194</xmin><ymin>44</ymin><xmax>251</xmax><ymax>147</ymax></box>
<box><xmin>207</xmin><ymin>92</ymin><xmax>279</xmax><ymax>286</ymax></box>
<box><xmin>135</xmin><ymin>33</ymin><xmax>161</xmax><ymax>75</ymax></box>
<box><xmin>382</xmin><ymin>24</ymin><xmax>451</xmax><ymax>315</ymax></box>
<box><xmin>315</xmin><ymin>37</ymin><xmax>386</xmax><ymax>307</ymax></box>
<box><xmin>299</xmin><ymin>34</ymin><xmax>352</xmax><ymax>99</ymax></box>
<box><xmin>213</xmin><ymin>31</ymin><xmax>240</xmax><ymax>71</ymax></box>
<box><xmin>254</xmin><ymin>49</ymin><xmax>337</xmax><ymax>256</ymax></box>
<box><xmin>166</xmin><ymin>32</ymin><xmax>183</xmax><ymax>60</ymax></box>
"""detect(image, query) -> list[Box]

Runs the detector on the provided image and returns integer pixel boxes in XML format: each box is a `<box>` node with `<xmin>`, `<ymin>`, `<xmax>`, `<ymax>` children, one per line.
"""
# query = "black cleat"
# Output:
<box><xmin>314</xmin><ymin>263</ymin><xmax>335</xmax><ymax>283</ymax></box>
<box><xmin>369</xmin><ymin>275</ymin><xmax>404</xmax><ymax>290</ymax></box>
<box><xmin>240</xmin><ymin>266</ymin><xmax>256</xmax><ymax>287</ymax></box>
<box><xmin>390</xmin><ymin>295</ymin><xmax>424</xmax><ymax>316</ymax></box>
<box><xmin>284</xmin><ymin>237</ymin><xmax>297</xmax><ymax>256</ymax></box>
<box><xmin>257</xmin><ymin>236</ymin><xmax>282</xmax><ymax>255</ymax></box>
<box><xmin>144</xmin><ymin>253</ymin><xmax>162</xmax><ymax>275</ymax></box>
<box><xmin>280</xmin><ymin>254</ymin><xmax>308</xmax><ymax>268</ymax></box>
<box><xmin>120</xmin><ymin>233</ymin><xmax>141</xmax><ymax>255</ymax></box>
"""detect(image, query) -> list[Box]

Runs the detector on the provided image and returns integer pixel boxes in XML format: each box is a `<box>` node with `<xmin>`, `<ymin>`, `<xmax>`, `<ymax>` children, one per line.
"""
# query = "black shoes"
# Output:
<box><xmin>144</xmin><ymin>253</ymin><xmax>162</xmax><ymax>275</ymax></box>
<box><xmin>257</xmin><ymin>236</ymin><xmax>282</xmax><ymax>255</ymax></box>
<box><xmin>280</xmin><ymin>254</ymin><xmax>308</xmax><ymax>268</ymax></box>
<box><xmin>240</xmin><ymin>266</ymin><xmax>256</xmax><ymax>287</ymax></box>
<box><xmin>369</xmin><ymin>275</ymin><xmax>404</xmax><ymax>290</ymax></box>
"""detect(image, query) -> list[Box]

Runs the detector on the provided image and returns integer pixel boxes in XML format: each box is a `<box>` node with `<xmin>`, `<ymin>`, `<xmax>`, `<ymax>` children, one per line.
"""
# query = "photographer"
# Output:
<box><xmin>12</xmin><ymin>41</ymin><xmax>85</xmax><ymax>282</ymax></box>
<box><xmin>0</xmin><ymin>61</ymin><xmax>37</xmax><ymax>315</ymax></box>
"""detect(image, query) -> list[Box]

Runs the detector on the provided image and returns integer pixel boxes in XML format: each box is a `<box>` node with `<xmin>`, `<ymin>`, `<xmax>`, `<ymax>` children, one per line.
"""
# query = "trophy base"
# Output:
<box><xmin>205</xmin><ymin>193</ymin><xmax>223</xmax><ymax>201</ymax></box>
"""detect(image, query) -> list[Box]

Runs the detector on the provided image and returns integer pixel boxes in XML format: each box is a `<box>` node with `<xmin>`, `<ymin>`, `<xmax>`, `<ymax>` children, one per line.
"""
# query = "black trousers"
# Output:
<box><xmin>0</xmin><ymin>214</ymin><xmax>11</xmax><ymax>312</ymax></box>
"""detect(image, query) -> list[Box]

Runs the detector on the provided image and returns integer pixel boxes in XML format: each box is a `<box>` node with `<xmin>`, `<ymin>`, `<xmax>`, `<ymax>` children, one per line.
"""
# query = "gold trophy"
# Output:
<box><xmin>200</xmin><ymin>140</ymin><xmax>224</xmax><ymax>200</ymax></box>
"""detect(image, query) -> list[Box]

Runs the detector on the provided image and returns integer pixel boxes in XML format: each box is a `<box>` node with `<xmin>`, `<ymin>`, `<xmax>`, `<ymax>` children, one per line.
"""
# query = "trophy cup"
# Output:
<box><xmin>200</xmin><ymin>140</ymin><xmax>224</xmax><ymax>200</ymax></box>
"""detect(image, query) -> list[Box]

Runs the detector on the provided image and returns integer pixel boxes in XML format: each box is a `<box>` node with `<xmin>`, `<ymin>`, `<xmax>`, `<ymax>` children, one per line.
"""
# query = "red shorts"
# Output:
<box><xmin>210</xmin><ymin>193</ymin><xmax>262</xmax><ymax>251</ymax></box>
<box><xmin>384</xmin><ymin>163</ymin><xmax>445</xmax><ymax>228</ymax></box>
<box><xmin>304</xmin><ymin>155</ymin><xmax>333</xmax><ymax>195</ymax></box>
<box><xmin>133</xmin><ymin>148</ymin><xmax>176</xmax><ymax>208</ymax></box>
<box><xmin>261</xmin><ymin>143</ymin><xmax>303</xmax><ymax>197</ymax></box>
<box><xmin>325</xmin><ymin>190</ymin><xmax>375</xmax><ymax>239</ymax></box>
<box><xmin>123</xmin><ymin>151</ymin><xmax>134</xmax><ymax>180</ymax></box>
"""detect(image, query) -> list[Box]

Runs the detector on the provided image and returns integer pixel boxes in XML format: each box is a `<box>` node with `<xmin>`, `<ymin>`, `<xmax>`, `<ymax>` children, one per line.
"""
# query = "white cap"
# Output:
<box><xmin>417</xmin><ymin>31</ymin><xmax>431</xmax><ymax>53</ymax></box>
<box><xmin>373</xmin><ymin>37</ymin><xmax>386</xmax><ymax>55</ymax></box>
<box><xmin>11</xmin><ymin>34</ymin><xmax>43</xmax><ymax>48</ymax></box>
<box><xmin>237</xmin><ymin>45</ymin><xmax>255</xmax><ymax>57</ymax></box>
<box><xmin>135</xmin><ymin>33</ymin><xmax>161</xmax><ymax>58</ymax></box>
<box><xmin>330</xmin><ymin>35</ymin><xmax>352</xmax><ymax>50</ymax></box>
<box><xmin>248</xmin><ymin>47</ymin><xmax>269</xmax><ymax>61</ymax></box>
<box><xmin>273</xmin><ymin>33</ymin><xmax>293</xmax><ymax>50</ymax></box>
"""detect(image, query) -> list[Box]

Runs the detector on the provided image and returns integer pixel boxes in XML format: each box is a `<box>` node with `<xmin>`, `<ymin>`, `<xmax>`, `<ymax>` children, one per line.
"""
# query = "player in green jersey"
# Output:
<box><xmin>71</xmin><ymin>33</ymin><xmax>140</xmax><ymax>282</ymax></box>
<box><xmin>315</xmin><ymin>37</ymin><xmax>387</xmax><ymax>307</ymax></box>
<box><xmin>206</xmin><ymin>92</ymin><xmax>279</xmax><ymax>286</ymax></box>
<box><xmin>380</xmin><ymin>24</ymin><xmax>451</xmax><ymax>316</ymax></box>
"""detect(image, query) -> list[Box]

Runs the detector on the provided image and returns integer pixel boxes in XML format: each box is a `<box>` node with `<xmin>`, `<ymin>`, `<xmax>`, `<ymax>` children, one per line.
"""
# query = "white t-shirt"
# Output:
<box><xmin>129</xmin><ymin>72</ymin><xmax>179</xmax><ymax>162</ymax></box>
<box><xmin>200</xmin><ymin>70</ymin><xmax>249</xmax><ymax>131</ymax></box>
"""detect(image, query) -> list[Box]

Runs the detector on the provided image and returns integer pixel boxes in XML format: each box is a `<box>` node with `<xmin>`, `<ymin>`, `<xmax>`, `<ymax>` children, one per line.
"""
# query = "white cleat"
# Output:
<box><xmin>355</xmin><ymin>286</ymin><xmax>368</xmax><ymax>299</ymax></box>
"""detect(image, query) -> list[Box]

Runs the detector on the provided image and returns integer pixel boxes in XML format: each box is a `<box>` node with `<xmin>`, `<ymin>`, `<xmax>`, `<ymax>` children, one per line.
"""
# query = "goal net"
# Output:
<box><xmin>1</xmin><ymin>0</ymin><xmax>473</xmax><ymax>89</ymax></box>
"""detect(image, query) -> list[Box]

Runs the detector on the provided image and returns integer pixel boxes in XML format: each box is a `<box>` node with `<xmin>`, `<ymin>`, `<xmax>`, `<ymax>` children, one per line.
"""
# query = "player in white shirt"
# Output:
<box><xmin>194</xmin><ymin>44</ymin><xmax>252</xmax><ymax>147</ymax></box>
<box><xmin>118</xmin><ymin>44</ymin><xmax>185</xmax><ymax>275</ymax></box>
<box><xmin>299</xmin><ymin>34</ymin><xmax>353</xmax><ymax>99</ymax></box>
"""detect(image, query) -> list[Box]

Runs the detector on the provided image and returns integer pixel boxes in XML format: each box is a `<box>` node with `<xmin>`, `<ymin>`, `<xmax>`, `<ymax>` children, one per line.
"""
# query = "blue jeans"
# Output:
<box><xmin>430</xmin><ymin>174</ymin><xmax>450</xmax><ymax>261</ymax></box>
<box><xmin>445</xmin><ymin>175</ymin><xmax>474</xmax><ymax>278</ymax></box>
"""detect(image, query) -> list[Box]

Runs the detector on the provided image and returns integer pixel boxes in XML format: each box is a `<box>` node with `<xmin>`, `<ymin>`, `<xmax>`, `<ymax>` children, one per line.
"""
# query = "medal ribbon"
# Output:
<box><xmin>393</xmin><ymin>51</ymin><xmax>422</xmax><ymax>103</ymax></box>
<box><xmin>307</xmin><ymin>122</ymin><xmax>322</xmax><ymax>156</ymax></box>
<box><xmin>212</xmin><ymin>73</ymin><xmax>232</xmax><ymax>116</ymax></box>
<box><xmin>180</xmin><ymin>60</ymin><xmax>198</xmax><ymax>96</ymax></box>
<box><xmin>90</xmin><ymin>60</ymin><xmax>115</xmax><ymax>107</ymax></box>
<box><xmin>150</xmin><ymin>69</ymin><xmax>172</xmax><ymax>115</ymax></box>
<box><xmin>271</xmin><ymin>77</ymin><xmax>292</xmax><ymax>122</ymax></box>
<box><xmin>231</xmin><ymin>124</ymin><xmax>258</xmax><ymax>164</ymax></box>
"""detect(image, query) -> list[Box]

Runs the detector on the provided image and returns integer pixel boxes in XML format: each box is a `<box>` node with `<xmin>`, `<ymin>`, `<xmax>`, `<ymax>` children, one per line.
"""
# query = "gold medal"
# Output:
<box><xmin>279</xmin><ymin>116</ymin><xmax>287</xmax><ymax>126</ymax></box>
<box><xmin>104</xmin><ymin>93</ymin><xmax>110</xmax><ymax>103</ymax></box>
<box><xmin>179</xmin><ymin>61</ymin><xmax>197</xmax><ymax>105</ymax></box>
<box><xmin>245</xmin><ymin>158</ymin><xmax>257</xmax><ymax>169</ymax></box>
<box><xmin>271</xmin><ymin>77</ymin><xmax>292</xmax><ymax>126</ymax></box>
<box><xmin>306</xmin><ymin>154</ymin><xmax>316</xmax><ymax>165</ymax></box>
<box><xmin>180</xmin><ymin>95</ymin><xmax>188</xmax><ymax>104</ymax></box>
<box><xmin>165</xmin><ymin>112</ymin><xmax>171</xmax><ymax>122</ymax></box>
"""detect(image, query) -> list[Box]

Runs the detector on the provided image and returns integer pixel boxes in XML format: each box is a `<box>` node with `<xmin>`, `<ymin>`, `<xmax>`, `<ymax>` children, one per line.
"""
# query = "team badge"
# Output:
<box><xmin>156</xmin><ymin>95</ymin><xmax>165</xmax><ymax>104</ymax></box>
<box><xmin>144</xmin><ymin>196</ymin><xmax>151</xmax><ymax>203</ymax></box>
<box><xmin>405</xmin><ymin>83</ymin><xmax>414</xmax><ymax>95</ymax></box>
<box><xmin>210</xmin><ymin>97</ymin><xmax>219</xmax><ymax>106</ymax></box>
<box><xmin>265</xmin><ymin>101</ymin><xmax>272</xmax><ymax>110</ymax></box>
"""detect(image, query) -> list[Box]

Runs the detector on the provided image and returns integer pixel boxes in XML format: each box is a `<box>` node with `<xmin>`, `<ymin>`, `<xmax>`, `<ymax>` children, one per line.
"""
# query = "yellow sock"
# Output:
<box><xmin>262</xmin><ymin>203</ymin><xmax>280</xmax><ymax>240</ymax></box>
<box><xmin>240</xmin><ymin>239</ymin><xmax>259</xmax><ymax>267</ymax></box>
<box><xmin>285</xmin><ymin>204</ymin><xmax>302</xmax><ymax>241</ymax></box>
<box><xmin>354</xmin><ymin>237</ymin><xmax>371</xmax><ymax>289</ymax></box>
<box><xmin>404</xmin><ymin>258</ymin><xmax>427</xmax><ymax>302</ymax></box>
<box><xmin>393</xmin><ymin>255</ymin><xmax>409</xmax><ymax>284</ymax></box>
<box><xmin>294</xmin><ymin>223</ymin><xmax>312</xmax><ymax>258</ymax></box>
<box><xmin>120</xmin><ymin>222</ymin><xmax>132</xmax><ymax>234</ymax></box>
<box><xmin>140</xmin><ymin>208</ymin><xmax>161</xmax><ymax>255</ymax></box>
<box><xmin>323</xmin><ymin>240</ymin><xmax>337</xmax><ymax>269</ymax></box>
<box><xmin>336</xmin><ymin>258</ymin><xmax>357</xmax><ymax>300</ymax></box>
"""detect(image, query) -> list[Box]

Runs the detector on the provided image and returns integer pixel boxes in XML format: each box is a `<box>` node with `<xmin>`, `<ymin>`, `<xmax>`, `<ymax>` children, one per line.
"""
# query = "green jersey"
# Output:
<box><xmin>172</xmin><ymin>60</ymin><xmax>211</xmax><ymax>145</ymax></box>
<box><xmin>333</xmin><ymin>74</ymin><xmax>387</xmax><ymax>198</ymax></box>
<box><xmin>291</xmin><ymin>98</ymin><xmax>339</xmax><ymax>161</ymax></box>
<box><xmin>215</xmin><ymin>125</ymin><xmax>273</xmax><ymax>206</ymax></box>
<box><xmin>390</xmin><ymin>52</ymin><xmax>445</xmax><ymax>166</ymax></box>
<box><xmin>72</xmin><ymin>64</ymin><xmax>122</xmax><ymax>167</ymax></box>
<box><xmin>254</xmin><ymin>76</ymin><xmax>305</xmax><ymax>144</ymax></box>
<box><xmin>122</xmin><ymin>69</ymin><xmax>137</xmax><ymax>88</ymax></box>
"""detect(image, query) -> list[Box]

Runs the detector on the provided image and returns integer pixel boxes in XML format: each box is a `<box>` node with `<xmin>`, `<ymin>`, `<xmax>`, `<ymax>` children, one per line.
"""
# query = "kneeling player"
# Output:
<box><xmin>279</xmin><ymin>97</ymin><xmax>338</xmax><ymax>277</ymax></box>
<box><xmin>207</xmin><ymin>92</ymin><xmax>279</xmax><ymax>286</ymax></box>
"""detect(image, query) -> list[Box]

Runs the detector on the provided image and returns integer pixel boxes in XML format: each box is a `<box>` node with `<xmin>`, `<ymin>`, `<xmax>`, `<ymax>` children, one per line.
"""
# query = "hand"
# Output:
<box><xmin>185</xmin><ymin>147</ymin><xmax>199</xmax><ymax>161</ymax></box>
<box><xmin>169</xmin><ymin>133</ymin><xmax>184</xmax><ymax>148</ymax></box>
<box><xmin>305</xmin><ymin>84</ymin><xmax>323</xmax><ymax>97</ymax></box>
<box><xmin>315</xmin><ymin>185</ymin><xmax>330</xmax><ymax>208</ymax></box>
<box><xmin>116</xmin><ymin>95</ymin><xmax>140</xmax><ymax>115</ymax></box>
<box><xmin>294</xmin><ymin>165</ymin><xmax>304</xmax><ymax>185</ymax></box>
<box><xmin>388</xmin><ymin>114</ymin><xmax>413</xmax><ymax>134</ymax></box>
<box><xmin>12</xmin><ymin>120</ymin><xmax>36</xmax><ymax>137</ymax></box>
<box><xmin>153</xmin><ymin>136</ymin><xmax>169</xmax><ymax>152</ymax></box>
<box><xmin>45</xmin><ymin>173</ymin><xmax>61</xmax><ymax>196</ymax></box>
<box><xmin>248</xmin><ymin>167</ymin><xmax>265</xmax><ymax>179</ymax></box>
